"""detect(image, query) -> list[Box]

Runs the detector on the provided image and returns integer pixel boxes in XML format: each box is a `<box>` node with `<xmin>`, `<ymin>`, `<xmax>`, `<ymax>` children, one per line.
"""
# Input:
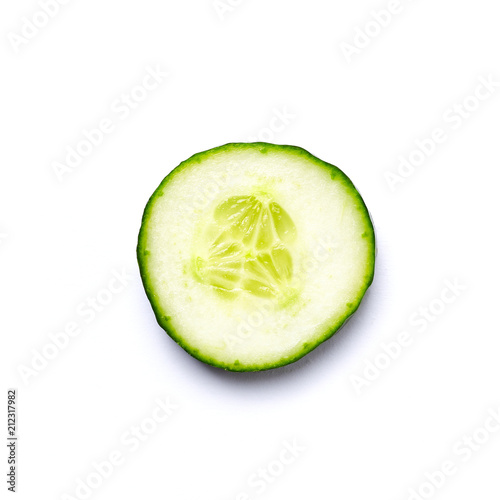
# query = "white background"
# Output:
<box><xmin>2</xmin><ymin>0</ymin><xmax>500</xmax><ymax>499</ymax></box>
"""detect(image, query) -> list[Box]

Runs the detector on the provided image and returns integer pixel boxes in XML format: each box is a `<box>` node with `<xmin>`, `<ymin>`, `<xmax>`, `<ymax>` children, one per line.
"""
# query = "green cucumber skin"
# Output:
<box><xmin>137</xmin><ymin>142</ymin><xmax>375</xmax><ymax>372</ymax></box>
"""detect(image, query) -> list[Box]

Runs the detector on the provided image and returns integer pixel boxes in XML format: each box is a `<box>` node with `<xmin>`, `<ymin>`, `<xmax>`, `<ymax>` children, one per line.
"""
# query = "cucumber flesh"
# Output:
<box><xmin>137</xmin><ymin>143</ymin><xmax>375</xmax><ymax>371</ymax></box>
<box><xmin>193</xmin><ymin>194</ymin><xmax>298</xmax><ymax>303</ymax></box>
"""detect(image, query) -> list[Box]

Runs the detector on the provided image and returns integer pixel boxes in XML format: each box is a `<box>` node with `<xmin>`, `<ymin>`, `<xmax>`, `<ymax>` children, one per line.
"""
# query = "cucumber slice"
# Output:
<box><xmin>138</xmin><ymin>143</ymin><xmax>375</xmax><ymax>371</ymax></box>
